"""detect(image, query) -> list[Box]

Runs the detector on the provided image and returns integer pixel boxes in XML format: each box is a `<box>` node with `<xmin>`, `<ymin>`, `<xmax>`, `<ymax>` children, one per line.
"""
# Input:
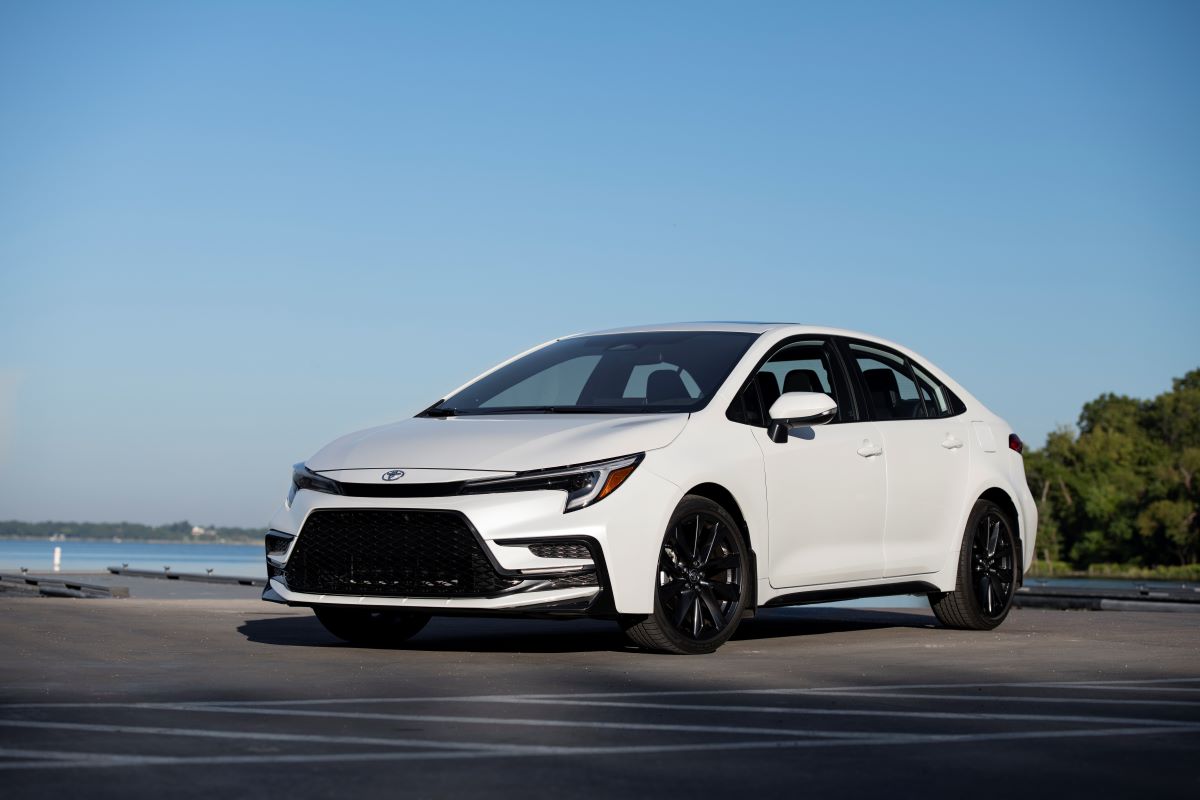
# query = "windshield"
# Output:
<box><xmin>427</xmin><ymin>331</ymin><xmax>759</xmax><ymax>415</ymax></box>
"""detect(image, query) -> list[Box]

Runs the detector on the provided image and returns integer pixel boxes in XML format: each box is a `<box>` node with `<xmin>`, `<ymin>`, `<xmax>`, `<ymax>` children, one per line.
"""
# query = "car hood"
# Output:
<box><xmin>306</xmin><ymin>413</ymin><xmax>690</xmax><ymax>474</ymax></box>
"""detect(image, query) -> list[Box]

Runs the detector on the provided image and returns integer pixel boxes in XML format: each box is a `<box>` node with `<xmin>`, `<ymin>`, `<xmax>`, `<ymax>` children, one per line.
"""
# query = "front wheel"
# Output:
<box><xmin>930</xmin><ymin>499</ymin><xmax>1019</xmax><ymax>630</ymax></box>
<box><xmin>313</xmin><ymin>606</ymin><xmax>430</xmax><ymax>647</ymax></box>
<box><xmin>621</xmin><ymin>496</ymin><xmax>751</xmax><ymax>654</ymax></box>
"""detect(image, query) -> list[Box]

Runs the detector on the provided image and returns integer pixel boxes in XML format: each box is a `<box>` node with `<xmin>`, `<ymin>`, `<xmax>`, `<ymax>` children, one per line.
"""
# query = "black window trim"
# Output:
<box><xmin>724</xmin><ymin>334</ymin><xmax>861</xmax><ymax>427</ymax></box>
<box><xmin>834</xmin><ymin>336</ymin><xmax>966</xmax><ymax>422</ymax></box>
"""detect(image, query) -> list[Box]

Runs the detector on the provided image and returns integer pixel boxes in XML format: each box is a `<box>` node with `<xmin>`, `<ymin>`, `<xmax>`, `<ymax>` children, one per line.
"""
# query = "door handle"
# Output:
<box><xmin>857</xmin><ymin>440</ymin><xmax>883</xmax><ymax>458</ymax></box>
<box><xmin>941</xmin><ymin>435</ymin><xmax>964</xmax><ymax>450</ymax></box>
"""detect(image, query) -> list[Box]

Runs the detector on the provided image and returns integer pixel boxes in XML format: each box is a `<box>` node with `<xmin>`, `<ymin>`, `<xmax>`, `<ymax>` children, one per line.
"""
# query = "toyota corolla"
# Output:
<box><xmin>264</xmin><ymin>323</ymin><xmax>1036</xmax><ymax>654</ymax></box>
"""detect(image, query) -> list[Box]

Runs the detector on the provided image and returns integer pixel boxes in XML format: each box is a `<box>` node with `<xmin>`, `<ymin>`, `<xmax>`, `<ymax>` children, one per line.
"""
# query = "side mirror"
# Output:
<box><xmin>767</xmin><ymin>392</ymin><xmax>837</xmax><ymax>443</ymax></box>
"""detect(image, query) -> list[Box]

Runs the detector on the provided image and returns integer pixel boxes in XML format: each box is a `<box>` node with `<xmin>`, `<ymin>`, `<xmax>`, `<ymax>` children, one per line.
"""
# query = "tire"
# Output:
<box><xmin>930</xmin><ymin>499</ymin><xmax>1019</xmax><ymax>630</ymax></box>
<box><xmin>620</xmin><ymin>496</ymin><xmax>751</xmax><ymax>655</ymax></box>
<box><xmin>313</xmin><ymin>606</ymin><xmax>430</xmax><ymax>647</ymax></box>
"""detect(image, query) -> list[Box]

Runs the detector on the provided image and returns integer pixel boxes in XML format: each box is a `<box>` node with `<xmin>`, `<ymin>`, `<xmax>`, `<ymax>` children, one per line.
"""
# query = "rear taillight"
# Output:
<box><xmin>1009</xmin><ymin>433</ymin><xmax>1024</xmax><ymax>454</ymax></box>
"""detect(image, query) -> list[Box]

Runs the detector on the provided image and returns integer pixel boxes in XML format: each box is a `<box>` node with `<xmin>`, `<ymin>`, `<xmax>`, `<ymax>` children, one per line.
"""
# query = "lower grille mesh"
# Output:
<box><xmin>285</xmin><ymin>509</ymin><xmax>520</xmax><ymax>597</ymax></box>
<box><xmin>529</xmin><ymin>541</ymin><xmax>592</xmax><ymax>559</ymax></box>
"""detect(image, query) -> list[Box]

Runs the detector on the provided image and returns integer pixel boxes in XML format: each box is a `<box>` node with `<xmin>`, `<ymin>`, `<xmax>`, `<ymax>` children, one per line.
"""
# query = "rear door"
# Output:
<box><xmin>839</xmin><ymin>339</ymin><xmax>970</xmax><ymax>577</ymax></box>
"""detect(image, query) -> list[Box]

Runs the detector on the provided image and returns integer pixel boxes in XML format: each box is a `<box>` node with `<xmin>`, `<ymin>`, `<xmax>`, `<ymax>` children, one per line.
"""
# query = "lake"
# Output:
<box><xmin>0</xmin><ymin>540</ymin><xmax>265</xmax><ymax>578</ymax></box>
<box><xmin>2</xmin><ymin>539</ymin><xmax>1191</xmax><ymax>604</ymax></box>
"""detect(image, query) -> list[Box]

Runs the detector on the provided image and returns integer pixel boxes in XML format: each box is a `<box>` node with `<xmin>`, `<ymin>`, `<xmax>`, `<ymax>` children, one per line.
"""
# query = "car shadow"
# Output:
<box><xmin>733</xmin><ymin>607</ymin><xmax>939</xmax><ymax>641</ymax></box>
<box><xmin>238</xmin><ymin>606</ymin><xmax>938</xmax><ymax>654</ymax></box>
<box><xmin>238</xmin><ymin>613</ymin><xmax>631</xmax><ymax>653</ymax></box>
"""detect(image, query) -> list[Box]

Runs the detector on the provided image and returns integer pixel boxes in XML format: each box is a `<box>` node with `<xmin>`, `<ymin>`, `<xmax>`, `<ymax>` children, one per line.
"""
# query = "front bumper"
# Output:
<box><xmin>263</xmin><ymin>583</ymin><xmax>604</xmax><ymax>616</ymax></box>
<box><xmin>262</xmin><ymin>464</ymin><xmax>681</xmax><ymax>616</ymax></box>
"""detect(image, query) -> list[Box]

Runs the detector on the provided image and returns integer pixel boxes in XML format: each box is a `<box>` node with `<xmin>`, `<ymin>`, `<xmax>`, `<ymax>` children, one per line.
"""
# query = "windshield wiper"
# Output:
<box><xmin>424</xmin><ymin>407</ymin><xmax>457</xmax><ymax>417</ymax></box>
<box><xmin>468</xmin><ymin>406</ymin><xmax>564</xmax><ymax>415</ymax></box>
<box><xmin>456</xmin><ymin>406</ymin><xmax>665</xmax><ymax>415</ymax></box>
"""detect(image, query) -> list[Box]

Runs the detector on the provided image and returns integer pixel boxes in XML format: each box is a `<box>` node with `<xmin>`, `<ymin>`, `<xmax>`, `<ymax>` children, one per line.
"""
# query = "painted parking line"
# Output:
<box><xmin>134</xmin><ymin>703</ymin><xmax>919</xmax><ymax>741</ymax></box>
<box><xmin>19</xmin><ymin>695</ymin><xmax>1176</xmax><ymax>733</ymax></box>
<box><xmin>0</xmin><ymin>747</ymin><xmax>131</xmax><ymax>762</ymax></box>
<box><xmin>0</xmin><ymin>719</ymin><xmax>553</xmax><ymax>753</ymax></box>
<box><xmin>1</xmin><ymin>723</ymin><xmax>1198</xmax><ymax>771</ymax></box>
<box><xmin>7</xmin><ymin>676</ymin><xmax>1200</xmax><ymax>712</ymax></box>
<box><xmin>3</xmin><ymin>677</ymin><xmax>1198</xmax><ymax>774</ymax></box>
<box><xmin>464</xmin><ymin>696</ymin><xmax>1200</xmax><ymax>728</ymax></box>
<box><xmin>761</xmin><ymin>690</ymin><xmax>1200</xmax><ymax>708</ymax></box>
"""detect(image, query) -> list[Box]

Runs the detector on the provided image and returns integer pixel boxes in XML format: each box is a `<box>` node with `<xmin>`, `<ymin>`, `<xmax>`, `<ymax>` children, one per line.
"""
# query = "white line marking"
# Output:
<box><xmin>5</xmin><ymin>676</ymin><xmax>1199</xmax><ymax>711</ymax></box>
<box><xmin>765</xmin><ymin>690</ymin><xmax>1200</xmax><ymax>708</ymax></box>
<box><xmin>1046</xmin><ymin>685</ymin><xmax>1200</xmax><ymax>693</ymax></box>
<box><xmin>786</xmin><ymin>678</ymin><xmax>1200</xmax><ymax>694</ymax></box>
<box><xmin>80</xmin><ymin>699</ymin><xmax>1196</xmax><ymax>731</ymax></box>
<box><xmin>154</xmin><ymin>676</ymin><xmax>1200</xmax><ymax>707</ymax></box>
<box><xmin>134</xmin><ymin>703</ymin><xmax>915</xmax><ymax>741</ymax></box>
<box><xmin>0</xmin><ymin>724</ymin><xmax>1197</xmax><ymax>771</ymax></box>
<box><xmin>467</xmin><ymin>697</ymin><xmax>1200</xmax><ymax>728</ymax></box>
<box><xmin>0</xmin><ymin>747</ymin><xmax>129</xmax><ymax>762</ymax></box>
<box><xmin>0</xmin><ymin>719</ymin><xmax>552</xmax><ymax>753</ymax></box>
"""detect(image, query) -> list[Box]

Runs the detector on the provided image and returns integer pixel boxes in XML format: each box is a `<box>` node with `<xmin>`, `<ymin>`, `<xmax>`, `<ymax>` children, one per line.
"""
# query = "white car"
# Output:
<box><xmin>264</xmin><ymin>323</ymin><xmax>1036</xmax><ymax>654</ymax></box>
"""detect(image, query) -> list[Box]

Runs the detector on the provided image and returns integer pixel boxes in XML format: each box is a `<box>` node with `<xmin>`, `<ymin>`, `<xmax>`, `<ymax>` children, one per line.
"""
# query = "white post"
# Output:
<box><xmin>53</xmin><ymin>546</ymin><xmax>62</xmax><ymax>572</ymax></box>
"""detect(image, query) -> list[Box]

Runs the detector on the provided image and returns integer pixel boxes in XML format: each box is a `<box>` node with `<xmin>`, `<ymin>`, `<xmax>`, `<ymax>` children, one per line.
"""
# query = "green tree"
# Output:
<box><xmin>1026</xmin><ymin>369</ymin><xmax>1200</xmax><ymax>568</ymax></box>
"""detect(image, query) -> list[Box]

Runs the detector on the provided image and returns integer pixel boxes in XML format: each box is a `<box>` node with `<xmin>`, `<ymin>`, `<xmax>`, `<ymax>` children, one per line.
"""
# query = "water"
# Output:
<box><xmin>2</xmin><ymin>539</ymin><xmax>1191</xmax><ymax>599</ymax></box>
<box><xmin>0</xmin><ymin>540</ymin><xmax>265</xmax><ymax>578</ymax></box>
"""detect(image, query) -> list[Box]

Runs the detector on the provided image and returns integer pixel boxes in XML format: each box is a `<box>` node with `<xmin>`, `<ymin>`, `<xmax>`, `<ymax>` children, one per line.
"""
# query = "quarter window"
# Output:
<box><xmin>910</xmin><ymin>362</ymin><xmax>950</xmax><ymax>417</ymax></box>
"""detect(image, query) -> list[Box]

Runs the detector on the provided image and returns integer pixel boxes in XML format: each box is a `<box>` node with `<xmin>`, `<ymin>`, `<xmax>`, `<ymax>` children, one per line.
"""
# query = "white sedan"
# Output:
<box><xmin>264</xmin><ymin>323</ymin><xmax>1036</xmax><ymax>654</ymax></box>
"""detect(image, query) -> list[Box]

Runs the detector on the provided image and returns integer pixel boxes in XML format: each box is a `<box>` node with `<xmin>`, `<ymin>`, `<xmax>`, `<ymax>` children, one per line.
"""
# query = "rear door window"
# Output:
<box><xmin>845</xmin><ymin>342</ymin><xmax>928</xmax><ymax>420</ymax></box>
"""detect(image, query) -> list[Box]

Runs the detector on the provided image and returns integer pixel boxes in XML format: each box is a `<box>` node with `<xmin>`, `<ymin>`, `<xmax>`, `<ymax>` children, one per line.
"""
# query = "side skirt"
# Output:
<box><xmin>761</xmin><ymin>580</ymin><xmax>940</xmax><ymax>609</ymax></box>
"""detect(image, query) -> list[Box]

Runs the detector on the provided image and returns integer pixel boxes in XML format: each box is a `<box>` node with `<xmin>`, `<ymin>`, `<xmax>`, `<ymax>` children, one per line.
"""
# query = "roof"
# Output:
<box><xmin>567</xmin><ymin>321</ymin><xmax>888</xmax><ymax>340</ymax></box>
<box><xmin>570</xmin><ymin>321</ymin><xmax>798</xmax><ymax>336</ymax></box>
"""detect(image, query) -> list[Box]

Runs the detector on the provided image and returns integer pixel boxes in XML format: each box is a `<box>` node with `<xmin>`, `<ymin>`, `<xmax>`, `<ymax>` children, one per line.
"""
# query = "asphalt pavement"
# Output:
<box><xmin>1</xmin><ymin>595</ymin><xmax>1198</xmax><ymax>798</ymax></box>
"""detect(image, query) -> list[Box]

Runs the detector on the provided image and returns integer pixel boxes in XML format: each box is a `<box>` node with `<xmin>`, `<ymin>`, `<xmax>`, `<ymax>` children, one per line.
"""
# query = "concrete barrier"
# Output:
<box><xmin>0</xmin><ymin>572</ymin><xmax>129</xmax><ymax>598</ymax></box>
<box><xmin>106</xmin><ymin>566</ymin><xmax>266</xmax><ymax>588</ymax></box>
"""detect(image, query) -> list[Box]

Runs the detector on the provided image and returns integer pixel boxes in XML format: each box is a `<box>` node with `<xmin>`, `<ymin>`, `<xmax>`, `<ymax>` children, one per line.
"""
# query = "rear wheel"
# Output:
<box><xmin>621</xmin><ymin>496</ymin><xmax>751</xmax><ymax>654</ymax></box>
<box><xmin>313</xmin><ymin>606</ymin><xmax>430</xmax><ymax>647</ymax></box>
<box><xmin>930</xmin><ymin>499</ymin><xmax>1018</xmax><ymax>630</ymax></box>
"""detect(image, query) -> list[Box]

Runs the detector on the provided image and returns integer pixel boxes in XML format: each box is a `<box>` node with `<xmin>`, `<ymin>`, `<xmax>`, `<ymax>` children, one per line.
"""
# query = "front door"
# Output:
<box><xmin>739</xmin><ymin>338</ymin><xmax>887</xmax><ymax>588</ymax></box>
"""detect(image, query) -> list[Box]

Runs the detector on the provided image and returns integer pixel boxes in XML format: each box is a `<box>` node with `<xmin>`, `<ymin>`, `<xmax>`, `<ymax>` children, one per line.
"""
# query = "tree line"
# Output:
<box><xmin>1024</xmin><ymin>369</ymin><xmax>1199</xmax><ymax>570</ymax></box>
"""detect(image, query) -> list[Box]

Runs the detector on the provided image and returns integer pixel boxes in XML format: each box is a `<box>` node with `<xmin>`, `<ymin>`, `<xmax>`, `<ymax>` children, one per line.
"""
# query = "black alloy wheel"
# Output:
<box><xmin>930</xmin><ymin>499</ymin><xmax>1018</xmax><ymax>630</ymax></box>
<box><xmin>621</xmin><ymin>496</ymin><xmax>751</xmax><ymax>654</ymax></box>
<box><xmin>972</xmin><ymin>510</ymin><xmax>1017</xmax><ymax>619</ymax></box>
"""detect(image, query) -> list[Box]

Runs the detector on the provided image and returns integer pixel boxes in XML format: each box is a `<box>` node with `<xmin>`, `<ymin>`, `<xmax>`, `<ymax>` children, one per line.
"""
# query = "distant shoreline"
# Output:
<box><xmin>0</xmin><ymin>536</ymin><xmax>261</xmax><ymax>545</ymax></box>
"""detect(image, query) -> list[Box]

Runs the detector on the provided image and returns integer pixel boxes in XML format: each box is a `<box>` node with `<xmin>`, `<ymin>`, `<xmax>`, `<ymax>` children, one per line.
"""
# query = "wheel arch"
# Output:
<box><xmin>977</xmin><ymin>486</ymin><xmax>1024</xmax><ymax>585</ymax></box>
<box><xmin>683</xmin><ymin>481</ymin><xmax>758</xmax><ymax>609</ymax></box>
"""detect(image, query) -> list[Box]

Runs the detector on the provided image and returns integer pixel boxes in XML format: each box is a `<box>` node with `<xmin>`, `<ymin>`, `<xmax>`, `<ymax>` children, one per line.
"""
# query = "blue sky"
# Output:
<box><xmin>1</xmin><ymin>1</ymin><xmax>1197</xmax><ymax>527</ymax></box>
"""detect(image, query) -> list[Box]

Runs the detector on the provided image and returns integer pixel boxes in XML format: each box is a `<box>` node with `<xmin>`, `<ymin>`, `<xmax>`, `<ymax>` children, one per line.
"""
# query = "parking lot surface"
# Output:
<box><xmin>1</xmin><ymin>598</ymin><xmax>1197</xmax><ymax>798</ymax></box>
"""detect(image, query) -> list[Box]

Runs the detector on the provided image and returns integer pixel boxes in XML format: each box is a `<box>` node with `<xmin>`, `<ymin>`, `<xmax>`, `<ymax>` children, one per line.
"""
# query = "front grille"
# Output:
<box><xmin>284</xmin><ymin>509</ymin><xmax>520</xmax><ymax>597</ymax></box>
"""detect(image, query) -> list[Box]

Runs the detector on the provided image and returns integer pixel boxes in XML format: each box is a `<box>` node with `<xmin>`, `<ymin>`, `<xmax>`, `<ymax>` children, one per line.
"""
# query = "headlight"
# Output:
<box><xmin>287</xmin><ymin>462</ymin><xmax>342</xmax><ymax>505</ymax></box>
<box><xmin>460</xmin><ymin>453</ymin><xmax>643</xmax><ymax>513</ymax></box>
